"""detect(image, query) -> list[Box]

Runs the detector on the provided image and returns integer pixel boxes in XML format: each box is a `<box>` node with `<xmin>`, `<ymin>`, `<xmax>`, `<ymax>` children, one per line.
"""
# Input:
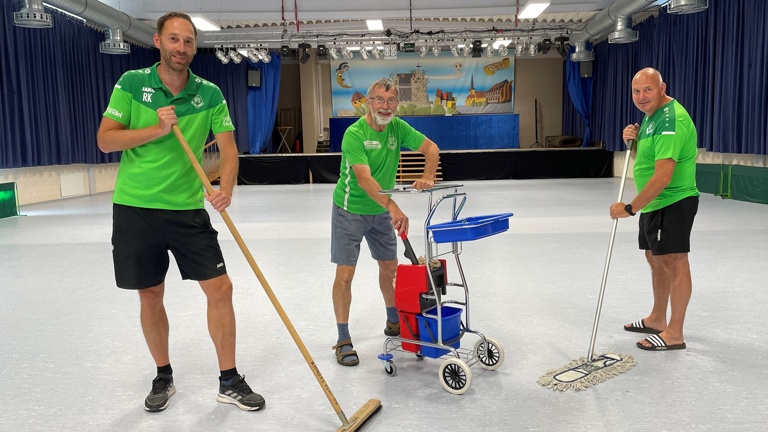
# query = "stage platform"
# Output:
<box><xmin>329</xmin><ymin>113</ymin><xmax>520</xmax><ymax>152</ymax></box>
<box><xmin>237</xmin><ymin>147</ymin><xmax>613</xmax><ymax>185</ymax></box>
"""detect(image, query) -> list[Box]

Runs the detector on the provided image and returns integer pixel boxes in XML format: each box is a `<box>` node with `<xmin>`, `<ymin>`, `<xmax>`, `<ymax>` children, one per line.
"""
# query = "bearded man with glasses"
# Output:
<box><xmin>330</xmin><ymin>78</ymin><xmax>440</xmax><ymax>366</ymax></box>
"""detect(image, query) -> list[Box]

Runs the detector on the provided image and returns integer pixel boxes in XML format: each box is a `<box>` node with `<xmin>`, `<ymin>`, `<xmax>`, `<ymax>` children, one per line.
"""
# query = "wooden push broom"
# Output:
<box><xmin>173</xmin><ymin>125</ymin><xmax>381</xmax><ymax>430</ymax></box>
<box><xmin>537</xmin><ymin>140</ymin><xmax>638</xmax><ymax>391</ymax></box>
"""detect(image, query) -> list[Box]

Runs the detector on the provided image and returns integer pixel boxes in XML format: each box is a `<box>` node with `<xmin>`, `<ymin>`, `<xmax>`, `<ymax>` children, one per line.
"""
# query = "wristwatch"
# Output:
<box><xmin>624</xmin><ymin>204</ymin><xmax>636</xmax><ymax>216</ymax></box>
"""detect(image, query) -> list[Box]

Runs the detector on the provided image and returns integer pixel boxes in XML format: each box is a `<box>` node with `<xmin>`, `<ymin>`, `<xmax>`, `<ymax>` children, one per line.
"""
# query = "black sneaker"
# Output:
<box><xmin>144</xmin><ymin>373</ymin><xmax>176</xmax><ymax>412</ymax></box>
<box><xmin>217</xmin><ymin>375</ymin><xmax>265</xmax><ymax>411</ymax></box>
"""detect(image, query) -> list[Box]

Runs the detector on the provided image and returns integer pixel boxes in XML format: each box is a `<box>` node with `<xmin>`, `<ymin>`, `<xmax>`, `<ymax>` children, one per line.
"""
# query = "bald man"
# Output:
<box><xmin>609</xmin><ymin>68</ymin><xmax>700</xmax><ymax>352</ymax></box>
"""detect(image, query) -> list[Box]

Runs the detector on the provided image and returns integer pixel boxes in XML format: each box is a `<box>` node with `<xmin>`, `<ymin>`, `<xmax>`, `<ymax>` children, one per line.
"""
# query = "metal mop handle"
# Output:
<box><xmin>586</xmin><ymin>140</ymin><xmax>634</xmax><ymax>362</ymax></box>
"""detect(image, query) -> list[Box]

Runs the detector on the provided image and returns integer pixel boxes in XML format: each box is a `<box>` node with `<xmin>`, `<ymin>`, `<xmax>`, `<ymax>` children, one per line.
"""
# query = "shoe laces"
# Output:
<box><xmin>151</xmin><ymin>375</ymin><xmax>172</xmax><ymax>394</ymax></box>
<box><xmin>230</xmin><ymin>375</ymin><xmax>254</xmax><ymax>395</ymax></box>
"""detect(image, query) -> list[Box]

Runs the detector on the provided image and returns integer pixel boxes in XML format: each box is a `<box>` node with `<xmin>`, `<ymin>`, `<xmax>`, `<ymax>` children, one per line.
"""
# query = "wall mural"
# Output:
<box><xmin>331</xmin><ymin>52</ymin><xmax>515</xmax><ymax>117</ymax></box>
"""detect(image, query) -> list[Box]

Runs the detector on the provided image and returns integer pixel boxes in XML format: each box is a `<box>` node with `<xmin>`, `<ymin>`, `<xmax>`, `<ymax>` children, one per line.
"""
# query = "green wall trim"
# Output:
<box><xmin>696</xmin><ymin>164</ymin><xmax>768</xmax><ymax>205</ymax></box>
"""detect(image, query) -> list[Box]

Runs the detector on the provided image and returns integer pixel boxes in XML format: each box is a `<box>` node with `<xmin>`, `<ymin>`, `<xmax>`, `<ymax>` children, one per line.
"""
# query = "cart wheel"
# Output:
<box><xmin>415</xmin><ymin>353</ymin><xmax>424</xmax><ymax>360</ymax></box>
<box><xmin>473</xmin><ymin>337</ymin><xmax>505</xmax><ymax>371</ymax></box>
<box><xmin>384</xmin><ymin>360</ymin><xmax>397</xmax><ymax>377</ymax></box>
<box><xmin>438</xmin><ymin>358</ymin><xmax>472</xmax><ymax>394</ymax></box>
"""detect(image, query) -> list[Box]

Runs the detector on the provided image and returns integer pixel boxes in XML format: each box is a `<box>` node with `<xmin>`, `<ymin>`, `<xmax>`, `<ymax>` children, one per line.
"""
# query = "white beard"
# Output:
<box><xmin>372</xmin><ymin>112</ymin><xmax>394</xmax><ymax>126</ymax></box>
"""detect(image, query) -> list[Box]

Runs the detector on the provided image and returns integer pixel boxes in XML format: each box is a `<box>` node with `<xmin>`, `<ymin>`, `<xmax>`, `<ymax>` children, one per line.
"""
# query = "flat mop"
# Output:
<box><xmin>538</xmin><ymin>140</ymin><xmax>637</xmax><ymax>391</ymax></box>
<box><xmin>173</xmin><ymin>126</ymin><xmax>381</xmax><ymax>430</ymax></box>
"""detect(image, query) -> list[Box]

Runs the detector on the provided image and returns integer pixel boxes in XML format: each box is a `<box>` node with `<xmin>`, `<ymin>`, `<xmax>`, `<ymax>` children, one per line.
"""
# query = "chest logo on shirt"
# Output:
<box><xmin>388</xmin><ymin>135</ymin><xmax>397</xmax><ymax>150</ymax></box>
<box><xmin>141</xmin><ymin>87</ymin><xmax>155</xmax><ymax>103</ymax></box>
<box><xmin>192</xmin><ymin>95</ymin><xmax>204</xmax><ymax>109</ymax></box>
<box><xmin>364</xmin><ymin>140</ymin><xmax>381</xmax><ymax>150</ymax></box>
<box><xmin>646</xmin><ymin>122</ymin><xmax>655</xmax><ymax>135</ymax></box>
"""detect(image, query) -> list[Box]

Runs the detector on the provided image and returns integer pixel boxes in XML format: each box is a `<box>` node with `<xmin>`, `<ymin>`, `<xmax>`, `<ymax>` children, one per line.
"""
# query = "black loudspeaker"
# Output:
<box><xmin>579</xmin><ymin>61</ymin><xmax>593</xmax><ymax>78</ymax></box>
<box><xmin>247</xmin><ymin>69</ymin><xmax>261</xmax><ymax>87</ymax></box>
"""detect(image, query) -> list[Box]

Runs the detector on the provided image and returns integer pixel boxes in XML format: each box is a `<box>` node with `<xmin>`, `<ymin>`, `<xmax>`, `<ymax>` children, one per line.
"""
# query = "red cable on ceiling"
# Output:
<box><xmin>295</xmin><ymin>0</ymin><xmax>299</xmax><ymax>32</ymax></box>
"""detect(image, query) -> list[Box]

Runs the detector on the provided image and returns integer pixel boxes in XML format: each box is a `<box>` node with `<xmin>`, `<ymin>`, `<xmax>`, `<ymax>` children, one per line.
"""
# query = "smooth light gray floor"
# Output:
<box><xmin>1</xmin><ymin>179</ymin><xmax>766</xmax><ymax>431</ymax></box>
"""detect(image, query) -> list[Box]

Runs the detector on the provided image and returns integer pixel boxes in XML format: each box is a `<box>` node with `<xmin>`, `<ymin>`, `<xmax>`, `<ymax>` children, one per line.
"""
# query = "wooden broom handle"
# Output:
<box><xmin>171</xmin><ymin>125</ymin><xmax>348</xmax><ymax>417</ymax></box>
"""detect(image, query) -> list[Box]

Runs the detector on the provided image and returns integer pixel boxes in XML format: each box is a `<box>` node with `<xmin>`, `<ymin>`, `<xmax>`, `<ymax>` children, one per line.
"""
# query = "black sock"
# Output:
<box><xmin>157</xmin><ymin>364</ymin><xmax>173</xmax><ymax>376</ymax></box>
<box><xmin>219</xmin><ymin>367</ymin><xmax>238</xmax><ymax>383</ymax></box>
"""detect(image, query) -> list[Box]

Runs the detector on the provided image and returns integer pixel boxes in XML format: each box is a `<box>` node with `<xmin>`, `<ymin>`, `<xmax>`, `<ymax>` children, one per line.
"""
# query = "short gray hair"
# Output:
<box><xmin>367</xmin><ymin>78</ymin><xmax>399</xmax><ymax>99</ymax></box>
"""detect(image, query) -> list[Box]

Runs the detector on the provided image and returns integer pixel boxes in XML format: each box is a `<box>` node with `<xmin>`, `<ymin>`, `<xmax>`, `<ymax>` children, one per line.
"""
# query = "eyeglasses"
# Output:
<box><xmin>370</xmin><ymin>96</ymin><xmax>399</xmax><ymax>106</ymax></box>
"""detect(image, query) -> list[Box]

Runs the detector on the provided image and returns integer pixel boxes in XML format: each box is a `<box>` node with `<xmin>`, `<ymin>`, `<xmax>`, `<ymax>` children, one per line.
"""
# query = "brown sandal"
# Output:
<box><xmin>332</xmin><ymin>340</ymin><xmax>359</xmax><ymax>366</ymax></box>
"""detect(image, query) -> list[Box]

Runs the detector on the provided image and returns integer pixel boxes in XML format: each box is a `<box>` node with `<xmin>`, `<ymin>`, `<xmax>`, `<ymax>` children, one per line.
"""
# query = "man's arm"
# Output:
<box><xmin>97</xmin><ymin>106</ymin><xmax>177</xmax><ymax>153</ymax></box>
<box><xmin>610</xmin><ymin>158</ymin><xmax>675</xmax><ymax>218</ymax></box>
<box><xmin>629</xmin><ymin>158</ymin><xmax>675</xmax><ymax>211</ymax></box>
<box><xmin>352</xmin><ymin>164</ymin><xmax>408</xmax><ymax>234</ymax></box>
<box><xmin>206</xmin><ymin>130</ymin><xmax>238</xmax><ymax>212</ymax></box>
<box><xmin>413</xmin><ymin>137</ymin><xmax>440</xmax><ymax>190</ymax></box>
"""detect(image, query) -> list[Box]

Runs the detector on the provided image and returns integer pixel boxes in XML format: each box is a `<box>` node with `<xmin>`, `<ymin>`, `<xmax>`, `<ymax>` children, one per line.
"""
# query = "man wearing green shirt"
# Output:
<box><xmin>97</xmin><ymin>12</ymin><xmax>264</xmax><ymax>412</ymax></box>
<box><xmin>331</xmin><ymin>78</ymin><xmax>440</xmax><ymax>366</ymax></box>
<box><xmin>610</xmin><ymin>68</ymin><xmax>699</xmax><ymax>352</ymax></box>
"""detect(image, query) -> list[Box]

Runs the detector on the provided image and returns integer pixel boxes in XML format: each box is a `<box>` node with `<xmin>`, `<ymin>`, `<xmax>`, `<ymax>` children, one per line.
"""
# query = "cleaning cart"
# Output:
<box><xmin>377</xmin><ymin>184</ymin><xmax>513</xmax><ymax>394</ymax></box>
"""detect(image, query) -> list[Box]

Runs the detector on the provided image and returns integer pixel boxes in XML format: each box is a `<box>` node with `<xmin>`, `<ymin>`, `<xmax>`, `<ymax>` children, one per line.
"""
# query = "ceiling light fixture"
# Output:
<box><xmin>555</xmin><ymin>35</ymin><xmax>569</xmax><ymax>57</ymax></box>
<box><xmin>366</xmin><ymin>19</ymin><xmax>384</xmax><ymax>31</ymax></box>
<box><xmin>342</xmin><ymin>46</ymin><xmax>353</xmax><ymax>60</ymax></box>
<box><xmin>100</xmin><ymin>27</ymin><xmax>131</xmax><ymax>55</ymax></box>
<box><xmin>608</xmin><ymin>16</ymin><xmax>638</xmax><ymax>44</ymax></box>
<box><xmin>498</xmin><ymin>44</ymin><xmax>508</xmax><ymax>56</ymax></box>
<box><xmin>515</xmin><ymin>39</ymin><xmax>525</xmax><ymax>57</ymax></box>
<box><xmin>570</xmin><ymin>40</ymin><xmax>594</xmax><ymax>62</ymax></box>
<box><xmin>329</xmin><ymin>47</ymin><xmax>340</xmax><ymax>60</ymax></box>
<box><xmin>518</xmin><ymin>0</ymin><xmax>551</xmax><ymax>20</ymax></box>
<box><xmin>190</xmin><ymin>15</ymin><xmax>221</xmax><ymax>32</ymax></box>
<box><xmin>298</xmin><ymin>42</ymin><xmax>311</xmax><ymax>64</ymax></box>
<box><xmin>228</xmin><ymin>48</ymin><xmax>242</xmax><ymax>64</ymax></box>
<box><xmin>667</xmin><ymin>0</ymin><xmax>709</xmax><ymax>14</ymax></box>
<box><xmin>13</xmin><ymin>0</ymin><xmax>53</xmax><ymax>28</ymax></box>
<box><xmin>471</xmin><ymin>40</ymin><xmax>483</xmax><ymax>58</ymax></box>
<box><xmin>528</xmin><ymin>37</ymin><xmax>538</xmax><ymax>56</ymax></box>
<box><xmin>215</xmin><ymin>48</ymin><xmax>230</xmax><ymax>64</ymax></box>
<box><xmin>540</xmin><ymin>38</ymin><xmax>552</xmax><ymax>54</ymax></box>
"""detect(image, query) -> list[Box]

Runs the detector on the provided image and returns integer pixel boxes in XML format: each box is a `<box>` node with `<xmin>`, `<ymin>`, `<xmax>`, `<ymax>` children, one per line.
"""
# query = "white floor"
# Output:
<box><xmin>1</xmin><ymin>179</ymin><xmax>767</xmax><ymax>432</ymax></box>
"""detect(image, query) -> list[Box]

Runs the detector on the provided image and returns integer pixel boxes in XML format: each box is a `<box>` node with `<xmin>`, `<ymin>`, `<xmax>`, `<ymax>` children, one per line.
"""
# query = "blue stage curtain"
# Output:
<box><xmin>0</xmin><ymin>1</ymin><xmax>250</xmax><ymax>168</ymax></box>
<box><xmin>566</xmin><ymin>1</ymin><xmax>766</xmax><ymax>155</ymax></box>
<box><xmin>247</xmin><ymin>56</ymin><xmax>281</xmax><ymax>154</ymax></box>
<box><xmin>712</xmin><ymin>0</ymin><xmax>767</xmax><ymax>155</ymax></box>
<box><xmin>565</xmin><ymin>45</ymin><xmax>593</xmax><ymax>147</ymax></box>
<box><xmin>189</xmin><ymin>52</ymin><xmax>250</xmax><ymax>153</ymax></box>
<box><xmin>1</xmin><ymin>4</ymin><xmax>153</xmax><ymax>168</ymax></box>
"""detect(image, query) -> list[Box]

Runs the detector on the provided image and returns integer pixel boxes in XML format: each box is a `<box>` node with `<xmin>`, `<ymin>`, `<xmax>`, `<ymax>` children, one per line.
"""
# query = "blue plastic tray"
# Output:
<box><xmin>427</xmin><ymin>212</ymin><xmax>513</xmax><ymax>243</ymax></box>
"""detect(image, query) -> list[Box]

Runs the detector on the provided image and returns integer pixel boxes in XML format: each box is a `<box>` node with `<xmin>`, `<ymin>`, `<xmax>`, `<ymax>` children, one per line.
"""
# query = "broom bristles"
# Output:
<box><xmin>538</xmin><ymin>353</ymin><xmax>637</xmax><ymax>391</ymax></box>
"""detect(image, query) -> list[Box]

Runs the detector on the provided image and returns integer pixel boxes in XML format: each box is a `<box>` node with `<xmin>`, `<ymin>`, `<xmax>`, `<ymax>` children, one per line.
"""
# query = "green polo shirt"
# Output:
<box><xmin>333</xmin><ymin>117</ymin><xmax>426</xmax><ymax>215</ymax></box>
<box><xmin>103</xmin><ymin>63</ymin><xmax>235</xmax><ymax>210</ymax></box>
<box><xmin>633</xmin><ymin>99</ymin><xmax>699</xmax><ymax>212</ymax></box>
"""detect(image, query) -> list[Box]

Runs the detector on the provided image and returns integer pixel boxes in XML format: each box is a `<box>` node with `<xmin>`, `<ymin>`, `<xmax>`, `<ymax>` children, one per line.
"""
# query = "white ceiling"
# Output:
<box><xmin>97</xmin><ymin>0</ymin><xmax>618</xmax><ymax>46</ymax></box>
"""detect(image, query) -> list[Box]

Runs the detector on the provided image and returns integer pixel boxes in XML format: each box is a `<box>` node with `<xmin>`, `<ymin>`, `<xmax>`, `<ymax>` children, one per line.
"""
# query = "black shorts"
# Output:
<box><xmin>638</xmin><ymin>196</ymin><xmax>699</xmax><ymax>255</ymax></box>
<box><xmin>111</xmin><ymin>204</ymin><xmax>227</xmax><ymax>289</ymax></box>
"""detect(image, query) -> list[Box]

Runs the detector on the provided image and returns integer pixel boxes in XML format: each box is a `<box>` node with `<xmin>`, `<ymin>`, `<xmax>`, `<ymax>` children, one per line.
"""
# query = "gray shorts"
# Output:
<box><xmin>331</xmin><ymin>204</ymin><xmax>397</xmax><ymax>266</ymax></box>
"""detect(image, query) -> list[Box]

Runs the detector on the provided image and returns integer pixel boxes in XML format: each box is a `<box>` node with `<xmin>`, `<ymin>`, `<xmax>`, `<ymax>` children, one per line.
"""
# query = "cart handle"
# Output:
<box><xmin>379</xmin><ymin>183</ymin><xmax>463</xmax><ymax>194</ymax></box>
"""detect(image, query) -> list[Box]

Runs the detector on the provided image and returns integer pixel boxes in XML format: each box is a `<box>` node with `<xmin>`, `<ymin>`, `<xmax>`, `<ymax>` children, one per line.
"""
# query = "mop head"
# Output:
<box><xmin>537</xmin><ymin>353</ymin><xmax>637</xmax><ymax>391</ymax></box>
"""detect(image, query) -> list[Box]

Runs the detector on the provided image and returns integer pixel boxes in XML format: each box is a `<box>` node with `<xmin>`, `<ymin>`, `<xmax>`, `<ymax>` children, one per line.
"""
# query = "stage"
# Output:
<box><xmin>237</xmin><ymin>147</ymin><xmax>613</xmax><ymax>185</ymax></box>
